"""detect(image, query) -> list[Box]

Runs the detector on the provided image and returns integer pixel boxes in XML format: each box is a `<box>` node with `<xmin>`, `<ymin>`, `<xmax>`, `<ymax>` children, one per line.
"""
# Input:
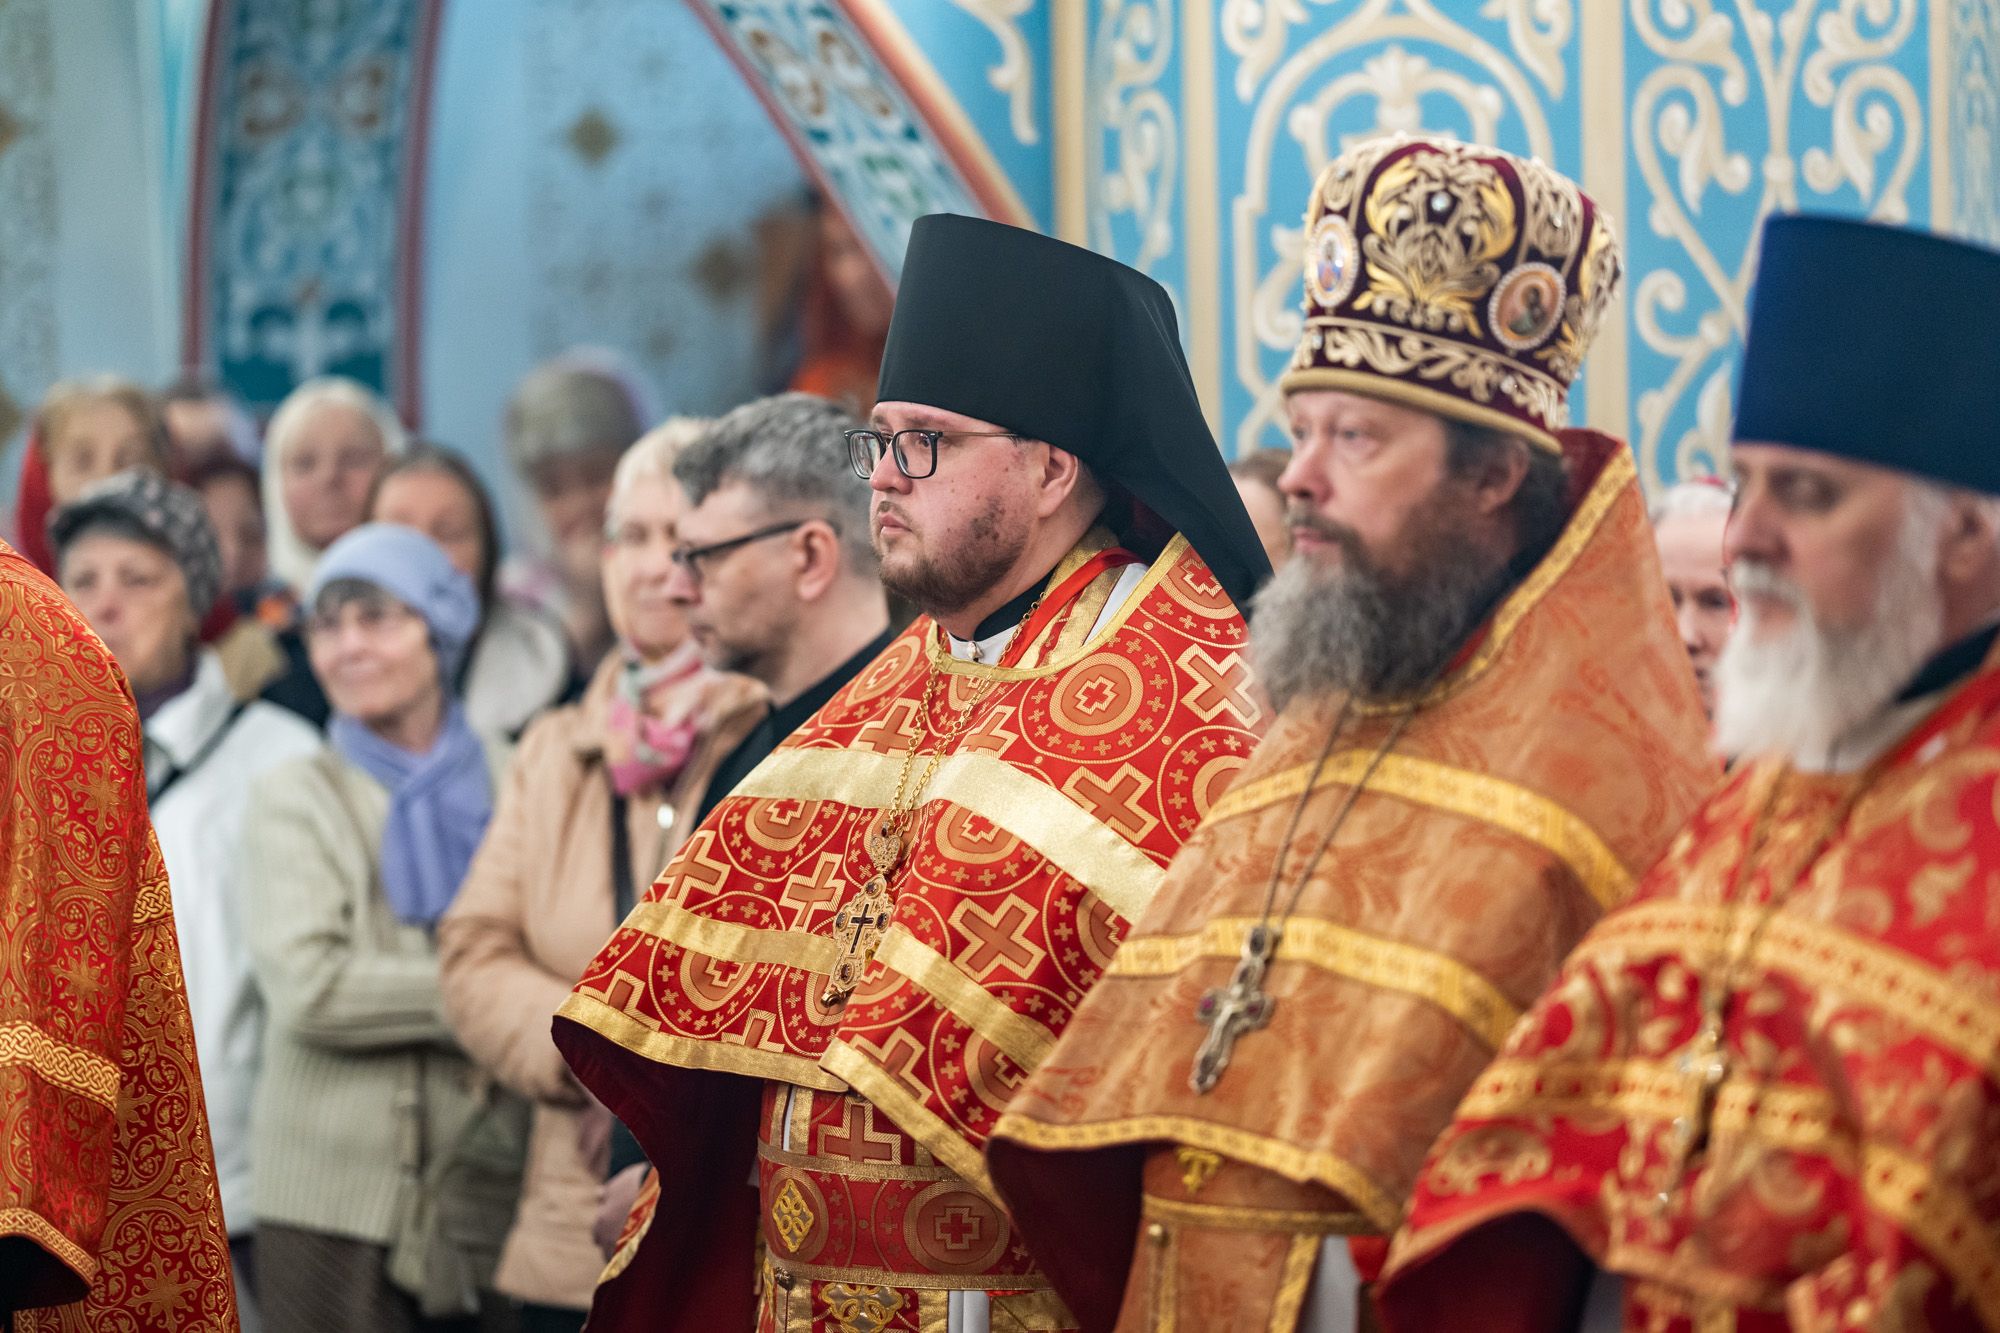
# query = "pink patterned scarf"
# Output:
<box><xmin>604</xmin><ymin>641</ymin><xmax>705</xmax><ymax>797</ymax></box>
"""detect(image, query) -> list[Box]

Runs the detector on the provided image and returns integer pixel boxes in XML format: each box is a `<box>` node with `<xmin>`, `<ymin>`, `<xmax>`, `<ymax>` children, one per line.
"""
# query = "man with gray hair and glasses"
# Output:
<box><xmin>668</xmin><ymin>391</ymin><xmax>895</xmax><ymax>829</ymax></box>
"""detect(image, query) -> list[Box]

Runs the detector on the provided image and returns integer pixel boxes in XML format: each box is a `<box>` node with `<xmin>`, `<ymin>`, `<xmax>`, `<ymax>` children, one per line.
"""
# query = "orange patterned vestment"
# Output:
<box><xmin>553</xmin><ymin>535</ymin><xmax>1266</xmax><ymax>1332</ymax></box>
<box><xmin>984</xmin><ymin>434</ymin><xmax>1717</xmax><ymax>1333</ymax></box>
<box><xmin>1381</xmin><ymin>649</ymin><xmax>2000</xmax><ymax>1333</ymax></box>
<box><xmin>0</xmin><ymin>540</ymin><xmax>237</xmax><ymax>1331</ymax></box>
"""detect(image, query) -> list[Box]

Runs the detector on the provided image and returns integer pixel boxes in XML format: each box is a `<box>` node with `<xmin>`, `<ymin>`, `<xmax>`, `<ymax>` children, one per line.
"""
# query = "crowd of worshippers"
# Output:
<box><xmin>10</xmin><ymin>129</ymin><xmax>2000</xmax><ymax>1333</ymax></box>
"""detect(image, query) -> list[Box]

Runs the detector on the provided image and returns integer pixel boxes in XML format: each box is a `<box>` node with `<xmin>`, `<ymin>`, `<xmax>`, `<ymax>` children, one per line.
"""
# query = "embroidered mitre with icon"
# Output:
<box><xmin>1283</xmin><ymin>132</ymin><xmax>1622</xmax><ymax>451</ymax></box>
<box><xmin>985</xmin><ymin>135</ymin><xmax>1711</xmax><ymax>1333</ymax></box>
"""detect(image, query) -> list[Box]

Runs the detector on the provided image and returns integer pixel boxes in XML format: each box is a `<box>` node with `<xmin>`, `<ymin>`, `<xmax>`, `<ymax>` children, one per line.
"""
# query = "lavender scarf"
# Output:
<box><xmin>330</xmin><ymin>701</ymin><xmax>493</xmax><ymax>926</ymax></box>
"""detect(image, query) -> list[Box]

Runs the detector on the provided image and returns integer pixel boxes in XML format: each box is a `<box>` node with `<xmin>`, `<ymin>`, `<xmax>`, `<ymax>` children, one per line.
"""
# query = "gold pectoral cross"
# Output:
<box><xmin>1189</xmin><ymin>924</ymin><xmax>1279</xmax><ymax>1094</ymax></box>
<box><xmin>822</xmin><ymin>832</ymin><xmax>902</xmax><ymax>1007</ymax></box>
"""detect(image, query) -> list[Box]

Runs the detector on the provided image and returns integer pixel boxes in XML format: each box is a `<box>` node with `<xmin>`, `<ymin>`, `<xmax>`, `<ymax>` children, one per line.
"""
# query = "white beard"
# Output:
<box><xmin>1712</xmin><ymin>492</ymin><xmax>1947</xmax><ymax>770</ymax></box>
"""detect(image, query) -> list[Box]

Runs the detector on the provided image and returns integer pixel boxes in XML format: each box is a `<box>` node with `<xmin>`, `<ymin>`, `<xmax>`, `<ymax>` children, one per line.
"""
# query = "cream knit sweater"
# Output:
<box><xmin>243</xmin><ymin>744</ymin><xmax>505</xmax><ymax>1242</ymax></box>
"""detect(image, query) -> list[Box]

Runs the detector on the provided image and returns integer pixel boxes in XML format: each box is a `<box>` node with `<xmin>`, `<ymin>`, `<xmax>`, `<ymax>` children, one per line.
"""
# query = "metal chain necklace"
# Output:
<box><xmin>820</xmin><ymin>588</ymin><xmax>1046</xmax><ymax>1007</ymax></box>
<box><xmin>1190</xmin><ymin>701</ymin><xmax>1418</xmax><ymax>1093</ymax></box>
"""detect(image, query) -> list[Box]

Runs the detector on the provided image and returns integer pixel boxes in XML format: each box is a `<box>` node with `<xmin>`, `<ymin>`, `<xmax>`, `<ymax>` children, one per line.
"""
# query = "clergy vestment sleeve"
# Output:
<box><xmin>244</xmin><ymin>762</ymin><xmax>453</xmax><ymax>1051</ymax></box>
<box><xmin>0</xmin><ymin>538</ymin><xmax>237</xmax><ymax>1330</ymax></box>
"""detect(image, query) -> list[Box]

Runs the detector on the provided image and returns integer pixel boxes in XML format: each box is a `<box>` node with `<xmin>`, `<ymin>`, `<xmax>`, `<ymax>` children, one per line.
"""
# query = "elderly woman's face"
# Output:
<box><xmin>603</xmin><ymin>471</ymin><xmax>689</xmax><ymax>663</ymax></box>
<box><xmin>47</xmin><ymin>402</ymin><xmax>159</xmax><ymax>506</ymax></box>
<box><xmin>305</xmin><ymin>588</ymin><xmax>442</xmax><ymax>729</ymax></box>
<box><xmin>282</xmin><ymin>404</ymin><xmax>388</xmax><ymax>550</ymax></box>
<box><xmin>60</xmin><ymin>531</ymin><xmax>195</xmax><ymax>695</ymax></box>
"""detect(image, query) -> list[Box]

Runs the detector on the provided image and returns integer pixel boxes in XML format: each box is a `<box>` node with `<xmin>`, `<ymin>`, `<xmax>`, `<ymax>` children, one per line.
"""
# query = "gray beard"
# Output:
<box><xmin>1249</xmin><ymin>520</ymin><xmax>1512</xmax><ymax>710</ymax></box>
<box><xmin>1712</xmin><ymin>490</ymin><xmax>1948</xmax><ymax>769</ymax></box>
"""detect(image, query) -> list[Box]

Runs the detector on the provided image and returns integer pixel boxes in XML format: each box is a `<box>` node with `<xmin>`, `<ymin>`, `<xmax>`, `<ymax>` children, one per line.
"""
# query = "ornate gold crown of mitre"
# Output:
<box><xmin>1280</xmin><ymin>133</ymin><xmax>1622</xmax><ymax>452</ymax></box>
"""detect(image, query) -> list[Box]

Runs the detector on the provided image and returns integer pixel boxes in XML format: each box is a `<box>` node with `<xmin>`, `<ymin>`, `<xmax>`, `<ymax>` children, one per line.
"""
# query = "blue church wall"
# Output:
<box><xmin>719</xmin><ymin>2</ymin><xmax>1996</xmax><ymax>490</ymax></box>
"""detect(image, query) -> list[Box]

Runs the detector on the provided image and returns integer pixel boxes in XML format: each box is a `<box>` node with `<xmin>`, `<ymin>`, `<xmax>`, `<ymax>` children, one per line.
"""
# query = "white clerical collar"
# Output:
<box><xmin>946</xmin><ymin>624</ymin><xmax>1018</xmax><ymax>664</ymax></box>
<box><xmin>944</xmin><ymin>561</ymin><xmax>1150</xmax><ymax>665</ymax></box>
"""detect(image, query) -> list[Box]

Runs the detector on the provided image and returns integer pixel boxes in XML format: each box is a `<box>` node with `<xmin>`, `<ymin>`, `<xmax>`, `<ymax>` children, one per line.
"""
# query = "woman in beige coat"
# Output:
<box><xmin>438</xmin><ymin>421</ymin><xmax>761</xmax><ymax>1328</ymax></box>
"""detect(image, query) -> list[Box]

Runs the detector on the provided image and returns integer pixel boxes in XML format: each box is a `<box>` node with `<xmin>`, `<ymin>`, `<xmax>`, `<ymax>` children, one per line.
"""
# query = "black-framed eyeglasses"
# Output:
<box><xmin>669</xmin><ymin>519</ymin><xmax>809</xmax><ymax>581</ymax></box>
<box><xmin>844</xmin><ymin>428</ymin><xmax>1019</xmax><ymax>480</ymax></box>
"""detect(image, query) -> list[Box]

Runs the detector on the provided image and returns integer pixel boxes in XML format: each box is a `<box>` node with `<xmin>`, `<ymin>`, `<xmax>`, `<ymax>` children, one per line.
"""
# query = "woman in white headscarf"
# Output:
<box><xmin>261</xmin><ymin>377</ymin><xmax>408</xmax><ymax>597</ymax></box>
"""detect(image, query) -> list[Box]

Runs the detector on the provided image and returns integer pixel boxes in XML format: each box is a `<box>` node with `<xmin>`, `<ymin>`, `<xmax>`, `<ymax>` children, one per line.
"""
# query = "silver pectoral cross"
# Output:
<box><xmin>1189</xmin><ymin>923</ymin><xmax>1280</xmax><ymax>1094</ymax></box>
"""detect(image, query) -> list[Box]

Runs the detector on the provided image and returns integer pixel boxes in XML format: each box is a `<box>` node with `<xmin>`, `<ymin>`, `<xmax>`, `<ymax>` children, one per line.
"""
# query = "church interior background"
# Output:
<box><xmin>2</xmin><ymin>0</ymin><xmax>1996</xmax><ymax>534</ymax></box>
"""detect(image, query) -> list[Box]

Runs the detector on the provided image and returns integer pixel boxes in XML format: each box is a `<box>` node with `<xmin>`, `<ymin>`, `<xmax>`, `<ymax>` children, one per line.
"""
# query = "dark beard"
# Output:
<box><xmin>873</xmin><ymin>500</ymin><xmax>1026</xmax><ymax>619</ymax></box>
<box><xmin>1250</xmin><ymin>495</ymin><xmax>1514</xmax><ymax>709</ymax></box>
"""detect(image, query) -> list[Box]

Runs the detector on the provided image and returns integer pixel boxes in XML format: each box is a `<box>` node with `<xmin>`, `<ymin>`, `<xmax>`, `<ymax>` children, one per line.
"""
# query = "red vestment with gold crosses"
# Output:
<box><xmin>555</xmin><ymin>534</ymin><xmax>1266</xmax><ymax>1332</ymax></box>
<box><xmin>1382</xmin><ymin>650</ymin><xmax>2000</xmax><ymax>1332</ymax></box>
<box><xmin>0</xmin><ymin>540</ymin><xmax>237</xmax><ymax>1331</ymax></box>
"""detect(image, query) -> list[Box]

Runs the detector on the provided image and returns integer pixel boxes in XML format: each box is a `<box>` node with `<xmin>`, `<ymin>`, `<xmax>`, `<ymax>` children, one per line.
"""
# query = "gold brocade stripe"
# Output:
<box><xmin>756</xmin><ymin>1137</ymin><xmax>958</xmax><ymax>1183</ymax></box>
<box><xmin>0</xmin><ymin>1020</ymin><xmax>120</xmax><ymax>1109</ymax></box>
<box><xmin>1202</xmin><ymin>751</ymin><xmax>1633</xmax><ymax>911</ymax></box>
<box><xmin>1107</xmin><ymin>916</ymin><xmax>1522</xmax><ymax>1051</ymax></box>
<box><xmin>1141</xmin><ymin>1193</ymin><xmax>1371</xmax><ymax>1236</ymax></box>
<box><xmin>555</xmin><ymin>992</ymin><xmax>846</xmax><ymax>1093</ymax></box>
<box><xmin>0</xmin><ymin>1206</ymin><xmax>96</xmax><ymax>1282</ymax></box>
<box><xmin>731</xmin><ymin>748</ymin><xmax>1164</xmax><ymax>922</ymax></box>
<box><xmin>820</xmin><ymin>1039</ymin><xmax>995</xmax><ymax>1198</ymax></box>
<box><xmin>1269</xmin><ymin>1233</ymin><xmax>1323</xmax><ymax>1333</ymax></box>
<box><xmin>872</xmin><ymin>927</ymin><xmax>1059</xmax><ymax>1069</ymax></box>
<box><xmin>760</xmin><ymin>1252</ymin><xmax>1056</xmax><ymax>1293</ymax></box>
<box><xmin>1864</xmin><ymin>1145</ymin><xmax>2000</xmax><ymax>1331</ymax></box>
<box><xmin>1154</xmin><ymin>1219</ymin><xmax>1181</xmax><ymax>1333</ymax></box>
<box><xmin>988</xmin><ymin>1111</ymin><xmax>1402</xmax><ymax>1232</ymax></box>
<box><xmin>622</xmin><ymin>898</ymin><xmax>839</xmax><ymax>974</ymax></box>
<box><xmin>933</xmin><ymin>535</ymin><xmax>1194</xmax><ymax>682</ymax></box>
<box><xmin>1577</xmin><ymin>901</ymin><xmax>2000</xmax><ymax>1087</ymax></box>
<box><xmin>1051</xmin><ymin>566</ymin><xmax>1121</xmax><ymax>660</ymax></box>
<box><xmin>1422</xmin><ymin>1061</ymin><xmax>2000</xmax><ymax>1322</ymax></box>
<box><xmin>1457</xmin><ymin>1058</ymin><xmax>1846</xmax><ymax>1157</ymax></box>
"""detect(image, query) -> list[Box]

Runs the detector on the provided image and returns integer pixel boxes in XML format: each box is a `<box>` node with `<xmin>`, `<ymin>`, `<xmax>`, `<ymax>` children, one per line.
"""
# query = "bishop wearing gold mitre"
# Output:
<box><xmin>0</xmin><ymin>539</ymin><xmax>238</xmax><ymax>1331</ymax></box>
<box><xmin>552</xmin><ymin>215</ymin><xmax>1274</xmax><ymax>1332</ymax></box>
<box><xmin>984</xmin><ymin>134</ymin><xmax>1718</xmax><ymax>1332</ymax></box>
<box><xmin>1379</xmin><ymin>217</ymin><xmax>2000</xmax><ymax>1333</ymax></box>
